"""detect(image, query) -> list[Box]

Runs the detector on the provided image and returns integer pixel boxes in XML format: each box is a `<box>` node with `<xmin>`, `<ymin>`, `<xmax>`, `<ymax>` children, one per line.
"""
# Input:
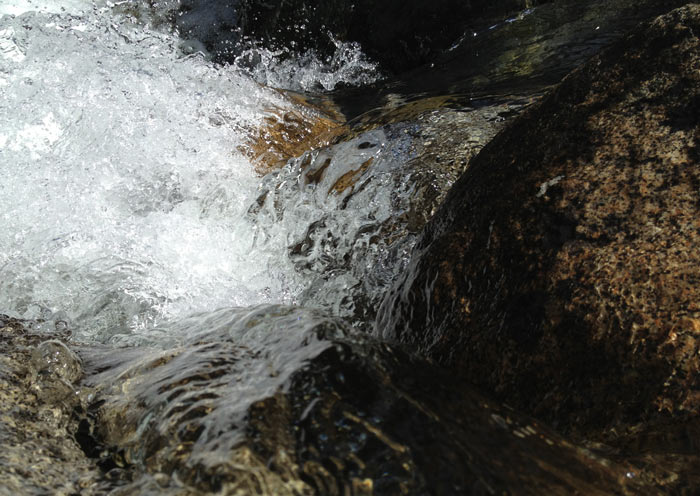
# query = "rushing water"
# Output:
<box><xmin>3</xmin><ymin>2</ymin><xmax>694</xmax><ymax>493</ymax></box>
<box><xmin>0</xmin><ymin>0</ymin><xmax>394</xmax><ymax>345</ymax></box>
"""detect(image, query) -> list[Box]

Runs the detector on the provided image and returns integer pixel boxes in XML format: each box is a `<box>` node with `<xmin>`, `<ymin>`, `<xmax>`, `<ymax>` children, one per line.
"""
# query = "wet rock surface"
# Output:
<box><xmin>244</xmin><ymin>98</ymin><xmax>528</xmax><ymax>330</ymax></box>
<box><xmin>135</xmin><ymin>0</ymin><xmax>546</xmax><ymax>73</ymax></box>
<box><xmin>0</xmin><ymin>312</ymin><xmax>692</xmax><ymax>495</ymax></box>
<box><xmin>331</xmin><ymin>0</ymin><xmax>690</xmax><ymax>120</ymax></box>
<box><xmin>279</xmin><ymin>341</ymin><xmax>645</xmax><ymax>495</ymax></box>
<box><xmin>0</xmin><ymin>316</ymin><xmax>104</xmax><ymax>494</ymax></box>
<box><xmin>235</xmin><ymin>0</ymin><xmax>700</xmax><ymax>364</ymax></box>
<box><xmin>236</xmin><ymin>0</ymin><xmax>544</xmax><ymax>74</ymax></box>
<box><xmin>378</xmin><ymin>2</ymin><xmax>700</xmax><ymax>450</ymax></box>
<box><xmin>67</xmin><ymin>306</ymin><xmax>648</xmax><ymax>495</ymax></box>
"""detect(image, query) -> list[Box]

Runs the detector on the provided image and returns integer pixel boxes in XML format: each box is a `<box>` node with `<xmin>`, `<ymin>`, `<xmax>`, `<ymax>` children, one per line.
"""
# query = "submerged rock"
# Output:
<box><xmin>240</xmin><ymin>91</ymin><xmax>347</xmax><ymax>173</ymax></box>
<box><xmin>73</xmin><ymin>305</ymin><xmax>647</xmax><ymax>495</ymax></box>
<box><xmin>244</xmin><ymin>97</ymin><xmax>530</xmax><ymax>329</ymax></box>
<box><xmin>378</xmin><ymin>3</ymin><xmax>700</xmax><ymax>445</ymax></box>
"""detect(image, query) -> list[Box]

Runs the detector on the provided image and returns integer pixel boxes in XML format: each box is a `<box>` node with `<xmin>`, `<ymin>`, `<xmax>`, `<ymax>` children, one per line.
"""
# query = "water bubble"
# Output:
<box><xmin>32</xmin><ymin>339</ymin><xmax>83</xmax><ymax>384</ymax></box>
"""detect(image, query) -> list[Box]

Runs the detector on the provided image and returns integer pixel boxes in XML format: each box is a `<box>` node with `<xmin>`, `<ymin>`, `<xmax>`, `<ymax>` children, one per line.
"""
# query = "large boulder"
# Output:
<box><xmin>377</xmin><ymin>4</ymin><xmax>700</xmax><ymax>438</ymax></box>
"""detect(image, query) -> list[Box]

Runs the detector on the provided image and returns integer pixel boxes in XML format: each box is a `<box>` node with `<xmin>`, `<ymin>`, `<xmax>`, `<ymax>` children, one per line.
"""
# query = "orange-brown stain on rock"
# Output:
<box><xmin>330</xmin><ymin>157</ymin><xmax>374</xmax><ymax>194</ymax></box>
<box><xmin>239</xmin><ymin>91</ymin><xmax>347</xmax><ymax>174</ymax></box>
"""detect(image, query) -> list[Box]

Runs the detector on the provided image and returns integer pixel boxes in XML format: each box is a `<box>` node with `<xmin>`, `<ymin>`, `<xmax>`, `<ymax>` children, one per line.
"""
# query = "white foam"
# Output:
<box><xmin>0</xmin><ymin>8</ymin><xmax>304</xmax><ymax>342</ymax></box>
<box><xmin>0</xmin><ymin>0</ymin><xmax>93</xmax><ymax>17</ymax></box>
<box><xmin>234</xmin><ymin>38</ymin><xmax>382</xmax><ymax>92</ymax></box>
<box><xmin>0</xmin><ymin>3</ymin><xmax>402</xmax><ymax>344</ymax></box>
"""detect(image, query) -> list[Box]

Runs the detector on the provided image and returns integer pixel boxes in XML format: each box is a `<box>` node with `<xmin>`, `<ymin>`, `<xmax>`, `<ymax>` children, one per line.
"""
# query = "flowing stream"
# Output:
<box><xmin>0</xmin><ymin>6</ymin><xmax>439</xmax><ymax>489</ymax></box>
<box><xmin>0</xmin><ymin>0</ymin><xmax>398</xmax><ymax>346</ymax></box>
<box><xmin>1</xmin><ymin>0</ymin><xmax>671</xmax><ymax>347</ymax></box>
<box><xmin>3</xmin><ymin>1</ymin><xmax>692</xmax><ymax>493</ymax></box>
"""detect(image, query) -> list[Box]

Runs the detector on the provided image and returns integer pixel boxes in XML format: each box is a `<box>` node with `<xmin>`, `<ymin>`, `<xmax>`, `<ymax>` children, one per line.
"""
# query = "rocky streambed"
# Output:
<box><xmin>2</xmin><ymin>1</ymin><xmax>700</xmax><ymax>494</ymax></box>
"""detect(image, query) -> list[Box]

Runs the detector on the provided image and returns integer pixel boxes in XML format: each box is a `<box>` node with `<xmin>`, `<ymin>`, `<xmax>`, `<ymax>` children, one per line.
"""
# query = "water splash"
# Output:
<box><xmin>107</xmin><ymin>0</ymin><xmax>383</xmax><ymax>92</ymax></box>
<box><xmin>0</xmin><ymin>3</ymin><xmax>405</xmax><ymax>344</ymax></box>
<box><xmin>233</xmin><ymin>37</ymin><xmax>383</xmax><ymax>92</ymax></box>
<box><xmin>245</xmin><ymin>125</ymin><xmax>420</xmax><ymax>326</ymax></box>
<box><xmin>0</xmin><ymin>0</ymin><xmax>93</xmax><ymax>17</ymax></box>
<box><xmin>0</xmin><ymin>7</ymin><xmax>305</xmax><ymax>342</ymax></box>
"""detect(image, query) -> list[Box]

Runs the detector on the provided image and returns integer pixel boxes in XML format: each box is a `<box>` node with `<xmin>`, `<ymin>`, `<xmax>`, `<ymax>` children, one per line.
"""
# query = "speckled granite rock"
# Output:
<box><xmin>0</xmin><ymin>317</ymin><xmax>104</xmax><ymax>494</ymax></box>
<box><xmin>378</xmin><ymin>3</ymin><xmax>700</xmax><ymax>441</ymax></box>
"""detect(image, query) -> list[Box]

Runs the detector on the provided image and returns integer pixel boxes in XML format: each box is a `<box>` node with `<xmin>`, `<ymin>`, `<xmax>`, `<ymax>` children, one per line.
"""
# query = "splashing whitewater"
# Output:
<box><xmin>0</xmin><ymin>1</ymin><xmax>404</xmax><ymax>345</ymax></box>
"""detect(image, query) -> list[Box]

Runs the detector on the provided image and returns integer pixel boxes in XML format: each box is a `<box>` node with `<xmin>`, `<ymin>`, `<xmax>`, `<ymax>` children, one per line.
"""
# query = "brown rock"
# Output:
<box><xmin>0</xmin><ymin>317</ymin><xmax>105</xmax><ymax>494</ymax></box>
<box><xmin>240</xmin><ymin>91</ymin><xmax>347</xmax><ymax>174</ymax></box>
<box><xmin>377</xmin><ymin>3</ymin><xmax>700</xmax><ymax>442</ymax></box>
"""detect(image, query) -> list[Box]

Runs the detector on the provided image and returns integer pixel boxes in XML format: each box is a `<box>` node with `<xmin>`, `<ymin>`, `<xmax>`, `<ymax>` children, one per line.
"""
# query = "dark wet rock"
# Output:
<box><xmin>332</xmin><ymin>0</ymin><xmax>691</xmax><ymax>120</ymax></box>
<box><xmin>603</xmin><ymin>417</ymin><xmax>700</xmax><ymax>490</ymax></box>
<box><xmin>141</xmin><ymin>0</ymin><xmax>551</xmax><ymax>73</ymax></box>
<box><xmin>72</xmin><ymin>305</ymin><xmax>650</xmax><ymax>495</ymax></box>
<box><xmin>79</xmin><ymin>306</ymin><xmax>349</xmax><ymax>495</ymax></box>
<box><xmin>243</xmin><ymin>97</ymin><xmax>531</xmax><ymax>330</ymax></box>
<box><xmin>280</xmin><ymin>340</ymin><xmax>646</xmax><ymax>495</ymax></box>
<box><xmin>332</xmin><ymin>97</ymin><xmax>535</xmax><ymax>239</ymax></box>
<box><xmin>237</xmin><ymin>0</ymin><xmax>544</xmax><ymax>74</ymax></box>
<box><xmin>378</xmin><ymin>3</ymin><xmax>700</xmax><ymax>446</ymax></box>
<box><xmin>0</xmin><ymin>316</ymin><xmax>103</xmax><ymax>494</ymax></box>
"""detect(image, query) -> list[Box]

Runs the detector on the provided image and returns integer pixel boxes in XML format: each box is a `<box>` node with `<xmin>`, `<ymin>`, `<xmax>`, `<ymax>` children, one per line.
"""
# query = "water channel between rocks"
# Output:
<box><xmin>1</xmin><ymin>0</ymin><xmax>693</xmax><ymax>494</ymax></box>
